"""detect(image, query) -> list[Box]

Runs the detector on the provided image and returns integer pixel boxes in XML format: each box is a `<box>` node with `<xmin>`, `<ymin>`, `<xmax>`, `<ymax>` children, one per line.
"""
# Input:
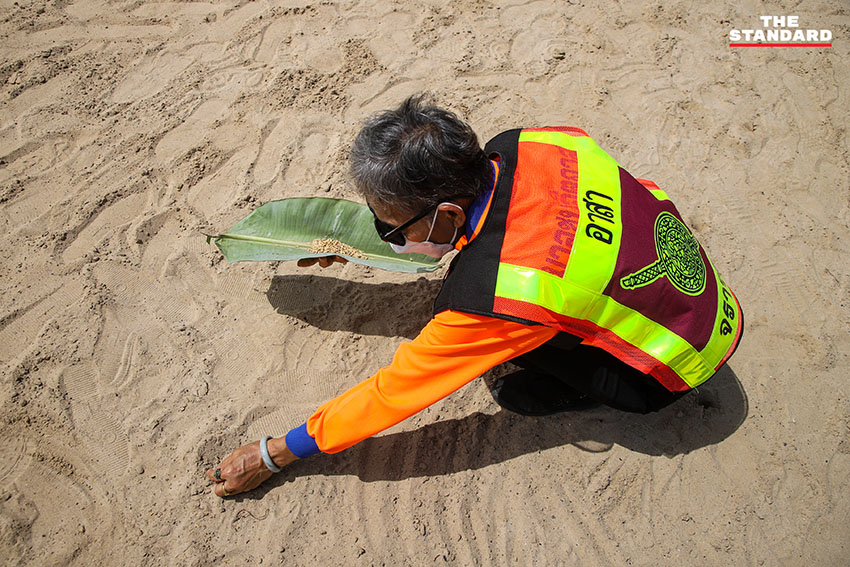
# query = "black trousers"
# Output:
<box><xmin>510</xmin><ymin>333</ymin><xmax>690</xmax><ymax>414</ymax></box>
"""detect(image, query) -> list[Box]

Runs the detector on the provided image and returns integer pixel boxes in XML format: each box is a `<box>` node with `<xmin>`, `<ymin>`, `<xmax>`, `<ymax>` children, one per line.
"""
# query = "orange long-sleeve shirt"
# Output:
<box><xmin>289</xmin><ymin>311</ymin><xmax>557</xmax><ymax>455</ymax></box>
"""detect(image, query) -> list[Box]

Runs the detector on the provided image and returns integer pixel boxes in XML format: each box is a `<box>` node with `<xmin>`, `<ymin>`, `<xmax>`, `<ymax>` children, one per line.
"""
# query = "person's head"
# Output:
<box><xmin>350</xmin><ymin>94</ymin><xmax>491</xmax><ymax>253</ymax></box>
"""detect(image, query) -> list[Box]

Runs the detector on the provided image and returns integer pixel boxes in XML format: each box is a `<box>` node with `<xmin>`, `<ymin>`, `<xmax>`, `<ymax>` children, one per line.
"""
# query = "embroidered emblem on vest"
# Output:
<box><xmin>620</xmin><ymin>211</ymin><xmax>707</xmax><ymax>296</ymax></box>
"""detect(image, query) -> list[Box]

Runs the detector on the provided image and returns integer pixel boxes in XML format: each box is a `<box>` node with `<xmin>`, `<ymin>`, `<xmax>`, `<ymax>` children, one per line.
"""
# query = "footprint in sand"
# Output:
<box><xmin>0</xmin><ymin>434</ymin><xmax>32</xmax><ymax>489</ymax></box>
<box><xmin>60</xmin><ymin>363</ymin><xmax>130</xmax><ymax>477</ymax></box>
<box><xmin>7</xmin><ymin>436</ymin><xmax>128</xmax><ymax>565</ymax></box>
<box><xmin>96</xmin><ymin>307</ymin><xmax>141</xmax><ymax>392</ymax></box>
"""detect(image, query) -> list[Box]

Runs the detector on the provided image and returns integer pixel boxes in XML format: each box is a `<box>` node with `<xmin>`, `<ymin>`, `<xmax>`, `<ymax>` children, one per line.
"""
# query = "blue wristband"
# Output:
<box><xmin>285</xmin><ymin>423</ymin><xmax>320</xmax><ymax>458</ymax></box>
<box><xmin>259</xmin><ymin>436</ymin><xmax>282</xmax><ymax>473</ymax></box>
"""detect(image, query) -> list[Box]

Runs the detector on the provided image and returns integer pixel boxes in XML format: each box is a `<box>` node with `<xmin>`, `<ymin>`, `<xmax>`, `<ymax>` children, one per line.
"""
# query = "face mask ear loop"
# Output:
<box><xmin>442</xmin><ymin>225</ymin><xmax>458</xmax><ymax>250</ymax></box>
<box><xmin>424</xmin><ymin>208</ymin><xmax>439</xmax><ymax>243</ymax></box>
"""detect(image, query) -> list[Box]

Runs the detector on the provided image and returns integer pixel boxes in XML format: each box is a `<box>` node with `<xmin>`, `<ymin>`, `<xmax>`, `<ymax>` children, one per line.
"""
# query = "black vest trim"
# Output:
<box><xmin>433</xmin><ymin>129</ymin><xmax>541</xmax><ymax>325</ymax></box>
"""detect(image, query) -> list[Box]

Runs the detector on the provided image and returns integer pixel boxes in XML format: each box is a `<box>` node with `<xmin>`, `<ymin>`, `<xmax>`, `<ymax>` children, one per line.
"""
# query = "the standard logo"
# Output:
<box><xmin>729</xmin><ymin>15</ymin><xmax>833</xmax><ymax>47</ymax></box>
<box><xmin>620</xmin><ymin>211</ymin><xmax>706</xmax><ymax>296</ymax></box>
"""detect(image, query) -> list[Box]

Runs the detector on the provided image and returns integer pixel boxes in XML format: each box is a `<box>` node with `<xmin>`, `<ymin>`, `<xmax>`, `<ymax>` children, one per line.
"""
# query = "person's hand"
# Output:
<box><xmin>206</xmin><ymin>437</ymin><xmax>296</xmax><ymax>497</ymax></box>
<box><xmin>297</xmin><ymin>256</ymin><xmax>348</xmax><ymax>268</ymax></box>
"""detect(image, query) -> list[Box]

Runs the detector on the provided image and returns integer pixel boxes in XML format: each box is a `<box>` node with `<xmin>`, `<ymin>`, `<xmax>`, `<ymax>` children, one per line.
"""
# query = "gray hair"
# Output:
<box><xmin>350</xmin><ymin>94</ymin><xmax>491</xmax><ymax>214</ymax></box>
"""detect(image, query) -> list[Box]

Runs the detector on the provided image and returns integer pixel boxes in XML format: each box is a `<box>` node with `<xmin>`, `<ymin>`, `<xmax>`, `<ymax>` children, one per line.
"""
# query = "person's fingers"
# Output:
<box><xmin>205</xmin><ymin>468</ymin><xmax>221</xmax><ymax>482</ymax></box>
<box><xmin>214</xmin><ymin>481</ymin><xmax>234</xmax><ymax>498</ymax></box>
<box><xmin>298</xmin><ymin>256</ymin><xmax>347</xmax><ymax>268</ymax></box>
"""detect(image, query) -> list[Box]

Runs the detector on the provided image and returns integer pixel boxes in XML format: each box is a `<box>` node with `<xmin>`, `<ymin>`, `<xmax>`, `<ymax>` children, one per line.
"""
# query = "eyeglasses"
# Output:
<box><xmin>369</xmin><ymin>194</ymin><xmax>473</xmax><ymax>247</ymax></box>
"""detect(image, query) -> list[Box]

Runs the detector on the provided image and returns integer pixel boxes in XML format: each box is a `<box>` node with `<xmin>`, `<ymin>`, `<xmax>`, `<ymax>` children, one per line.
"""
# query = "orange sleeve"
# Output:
<box><xmin>303</xmin><ymin>311</ymin><xmax>557</xmax><ymax>454</ymax></box>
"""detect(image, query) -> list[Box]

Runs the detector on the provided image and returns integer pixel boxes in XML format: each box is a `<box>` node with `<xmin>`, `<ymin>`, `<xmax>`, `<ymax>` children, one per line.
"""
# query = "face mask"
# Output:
<box><xmin>389</xmin><ymin>204</ymin><xmax>462</xmax><ymax>258</ymax></box>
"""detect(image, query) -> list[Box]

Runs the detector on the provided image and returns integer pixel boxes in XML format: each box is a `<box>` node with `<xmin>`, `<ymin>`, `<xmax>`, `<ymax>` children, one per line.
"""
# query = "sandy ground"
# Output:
<box><xmin>1</xmin><ymin>0</ymin><xmax>849</xmax><ymax>565</ymax></box>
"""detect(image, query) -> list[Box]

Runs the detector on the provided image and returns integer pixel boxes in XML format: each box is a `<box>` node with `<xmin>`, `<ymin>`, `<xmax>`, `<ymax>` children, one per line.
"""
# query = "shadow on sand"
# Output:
<box><xmin>241</xmin><ymin>274</ymin><xmax>748</xmax><ymax>498</ymax></box>
<box><xmin>265</xmin><ymin>274</ymin><xmax>443</xmax><ymax>340</ymax></box>
<box><xmin>241</xmin><ymin>367</ymin><xmax>747</xmax><ymax>500</ymax></box>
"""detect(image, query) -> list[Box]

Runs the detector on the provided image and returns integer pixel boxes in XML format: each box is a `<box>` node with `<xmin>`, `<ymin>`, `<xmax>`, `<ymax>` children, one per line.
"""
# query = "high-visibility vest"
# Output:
<box><xmin>433</xmin><ymin>127</ymin><xmax>744</xmax><ymax>392</ymax></box>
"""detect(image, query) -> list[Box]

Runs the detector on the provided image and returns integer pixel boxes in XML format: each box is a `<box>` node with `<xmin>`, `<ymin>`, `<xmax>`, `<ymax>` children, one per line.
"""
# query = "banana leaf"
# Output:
<box><xmin>206</xmin><ymin>197</ymin><xmax>441</xmax><ymax>273</ymax></box>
